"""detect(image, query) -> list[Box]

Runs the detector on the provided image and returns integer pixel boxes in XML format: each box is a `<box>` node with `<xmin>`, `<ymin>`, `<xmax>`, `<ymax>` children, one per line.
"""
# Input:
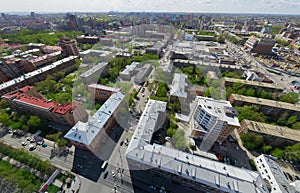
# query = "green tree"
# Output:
<box><xmin>236</xmin><ymin>105</ymin><xmax>267</xmax><ymax>122</ymax></box>
<box><xmin>292</xmin><ymin>122</ymin><xmax>300</xmax><ymax>130</ymax></box>
<box><xmin>0</xmin><ymin>112</ymin><xmax>11</xmax><ymax>126</ymax></box>
<box><xmin>10</xmin><ymin>122</ymin><xmax>23</xmax><ymax>130</ymax></box>
<box><xmin>271</xmin><ymin>148</ymin><xmax>284</xmax><ymax>158</ymax></box>
<box><xmin>277</xmin><ymin>112</ymin><xmax>288</xmax><ymax>125</ymax></box>
<box><xmin>27</xmin><ymin>116</ymin><xmax>42</xmax><ymax>129</ymax></box>
<box><xmin>245</xmin><ymin>89</ymin><xmax>255</xmax><ymax>97</ymax></box>
<box><xmin>279</xmin><ymin>92</ymin><xmax>299</xmax><ymax>104</ymax></box>
<box><xmin>287</xmin><ymin>116</ymin><xmax>297</xmax><ymax>125</ymax></box>
<box><xmin>262</xmin><ymin>145</ymin><xmax>273</xmax><ymax>154</ymax></box>
<box><xmin>0</xmin><ymin>99</ymin><xmax>9</xmax><ymax>109</ymax></box>
<box><xmin>240</xmin><ymin>132</ymin><xmax>263</xmax><ymax>150</ymax></box>
<box><xmin>172</xmin><ymin>129</ymin><xmax>187</xmax><ymax>151</ymax></box>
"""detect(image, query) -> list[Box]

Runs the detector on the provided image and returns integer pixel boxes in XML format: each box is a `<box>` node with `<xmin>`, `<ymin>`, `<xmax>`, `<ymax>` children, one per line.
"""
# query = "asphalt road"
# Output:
<box><xmin>0</xmin><ymin>129</ymin><xmax>74</xmax><ymax>171</ymax></box>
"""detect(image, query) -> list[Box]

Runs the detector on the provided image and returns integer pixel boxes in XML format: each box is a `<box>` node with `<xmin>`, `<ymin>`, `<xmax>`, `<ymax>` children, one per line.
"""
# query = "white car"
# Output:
<box><xmin>26</xmin><ymin>137</ymin><xmax>31</xmax><ymax>141</ymax></box>
<box><xmin>21</xmin><ymin>141</ymin><xmax>27</xmax><ymax>146</ymax></box>
<box><xmin>30</xmin><ymin>139</ymin><xmax>35</xmax><ymax>143</ymax></box>
<box><xmin>111</xmin><ymin>170</ymin><xmax>116</xmax><ymax>178</ymax></box>
<box><xmin>29</xmin><ymin>144</ymin><xmax>36</xmax><ymax>151</ymax></box>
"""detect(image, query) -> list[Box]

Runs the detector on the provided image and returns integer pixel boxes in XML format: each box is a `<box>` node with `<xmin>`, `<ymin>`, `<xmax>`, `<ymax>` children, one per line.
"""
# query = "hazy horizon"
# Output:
<box><xmin>2</xmin><ymin>0</ymin><xmax>300</xmax><ymax>15</ymax></box>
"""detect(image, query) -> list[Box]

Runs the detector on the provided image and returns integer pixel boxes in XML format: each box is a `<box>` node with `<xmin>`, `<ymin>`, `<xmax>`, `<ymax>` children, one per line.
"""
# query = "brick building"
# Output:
<box><xmin>59</xmin><ymin>38</ymin><xmax>79</xmax><ymax>57</ymax></box>
<box><xmin>88</xmin><ymin>84</ymin><xmax>121</xmax><ymax>102</ymax></box>
<box><xmin>2</xmin><ymin>86</ymin><xmax>88</xmax><ymax>127</ymax></box>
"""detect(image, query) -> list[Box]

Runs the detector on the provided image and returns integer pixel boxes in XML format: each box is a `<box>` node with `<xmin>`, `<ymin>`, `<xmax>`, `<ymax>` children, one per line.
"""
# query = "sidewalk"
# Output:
<box><xmin>62</xmin><ymin>176</ymin><xmax>81</xmax><ymax>193</ymax></box>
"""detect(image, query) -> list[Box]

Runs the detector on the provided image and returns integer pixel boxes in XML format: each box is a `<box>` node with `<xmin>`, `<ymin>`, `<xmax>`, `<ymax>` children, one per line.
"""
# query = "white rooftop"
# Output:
<box><xmin>126</xmin><ymin>99</ymin><xmax>267</xmax><ymax>193</ymax></box>
<box><xmin>88</xmin><ymin>84</ymin><xmax>121</xmax><ymax>93</ymax></box>
<box><xmin>255</xmin><ymin>155</ymin><xmax>296</xmax><ymax>193</ymax></box>
<box><xmin>80</xmin><ymin>62</ymin><xmax>108</xmax><ymax>78</ymax></box>
<box><xmin>64</xmin><ymin>92</ymin><xmax>124</xmax><ymax>145</ymax></box>
<box><xmin>170</xmin><ymin>73</ymin><xmax>188</xmax><ymax>98</ymax></box>
<box><xmin>196</xmin><ymin>96</ymin><xmax>240</xmax><ymax>127</ymax></box>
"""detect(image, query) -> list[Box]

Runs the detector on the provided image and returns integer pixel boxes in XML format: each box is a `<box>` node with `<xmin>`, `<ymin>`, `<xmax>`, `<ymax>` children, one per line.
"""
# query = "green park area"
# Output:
<box><xmin>1</xmin><ymin>29</ymin><xmax>82</xmax><ymax>46</ymax></box>
<box><xmin>0</xmin><ymin>160</ymin><xmax>60</xmax><ymax>193</ymax></box>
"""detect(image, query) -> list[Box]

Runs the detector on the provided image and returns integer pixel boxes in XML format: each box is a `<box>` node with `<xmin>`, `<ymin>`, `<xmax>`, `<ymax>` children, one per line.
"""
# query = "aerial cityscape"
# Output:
<box><xmin>0</xmin><ymin>1</ymin><xmax>300</xmax><ymax>193</ymax></box>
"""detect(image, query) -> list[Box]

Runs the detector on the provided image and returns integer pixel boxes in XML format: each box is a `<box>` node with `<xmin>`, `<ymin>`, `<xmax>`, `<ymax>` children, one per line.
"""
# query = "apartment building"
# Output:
<box><xmin>2</xmin><ymin>86</ymin><xmax>88</xmax><ymax>126</ymax></box>
<box><xmin>229</xmin><ymin>94</ymin><xmax>300</xmax><ymax>122</ymax></box>
<box><xmin>64</xmin><ymin>92</ymin><xmax>125</xmax><ymax>154</ymax></box>
<box><xmin>0</xmin><ymin>56</ymin><xmax>78</xmax><ymax>95</ymax></box>
<box><xmin>88</xmin><ymin>83</ymin><xmax>121</xmax><ymax>101</ymax></box>
<box><xmin>240</xmin><ymin>119</ymin><xmax>300</xmax><ymax>147</ymax></box>
<box><xmin>191</xmin><ymin>96</ymin><xmax>241</xmax><ymax>152</ymax></box>
<box><xmin>126</xmin><ymin>99</ymin><xmax>269</xmax><ymax>193</ymax></box>
<box><xmin>255</xmin><ymin>155</ymin><xmax>297</xmax><ymax>193</ymax></box>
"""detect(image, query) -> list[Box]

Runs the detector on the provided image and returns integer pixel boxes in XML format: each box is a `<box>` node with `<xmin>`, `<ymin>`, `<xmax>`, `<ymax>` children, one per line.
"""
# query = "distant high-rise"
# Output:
<box><xmin>59</xmin><ymin>38</ymin><xmax>79</xmax><ymax>57</ymax></box>
<box><xmin>30</xmin><ymin>12</ymin><xmax>36</xmax><ymax>19</ymax></box>
<box><xmin>66</xmin><ymin>14</ymin><xmax>84</xmax><ymax>31</ymax></box>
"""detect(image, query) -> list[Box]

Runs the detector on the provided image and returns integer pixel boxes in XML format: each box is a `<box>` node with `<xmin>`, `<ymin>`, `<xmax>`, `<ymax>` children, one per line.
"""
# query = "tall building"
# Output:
<box><xmin>2</xmin><ymin>86</ymin><xmax>88</xmax><ymax>126</ymax></box>
<box><xmin>191</xmin><ymin>96</ymin><xmax>240</xmax><ymax>152</ymax></box>
<box><xmin>59</xmin><ymin>38</ymin><xmax>79</xmax><ymax>57</ymax></box>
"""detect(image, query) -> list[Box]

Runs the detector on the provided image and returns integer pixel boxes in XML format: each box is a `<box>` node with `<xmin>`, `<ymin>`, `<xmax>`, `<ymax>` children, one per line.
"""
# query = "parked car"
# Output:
<box><xmin>111</xmin><ymin>170</ymin><xmax>116</xmax><ymax>178</ymax></box>
<box><xmin>29</xmin><ymin>144</ymin><xmax>36</xmax><ymax>151</ymax></box>
<box><xmin>21</xmin><ymin>141</ymin><xmax>27</xmax><ymax>146</ymax></box>
<box><xmin>103</xmin><ymin>171</ymin><xmax>108</xmax><ymax>179</ymax></box>
<box><xmin>42</xmin><ymin>143</ymin><xmax>47</xmax><ymax>148</ymax></box>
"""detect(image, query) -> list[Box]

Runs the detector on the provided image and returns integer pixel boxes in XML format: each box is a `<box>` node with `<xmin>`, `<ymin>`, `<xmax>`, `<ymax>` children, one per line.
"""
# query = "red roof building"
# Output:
<box><xmin>2</xmin><ymin>86</ymin><xmax>88</xmax><ymax>126</ymax></box>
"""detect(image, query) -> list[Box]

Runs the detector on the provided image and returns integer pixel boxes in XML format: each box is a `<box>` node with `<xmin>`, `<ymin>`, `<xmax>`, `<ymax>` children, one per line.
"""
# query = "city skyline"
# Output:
<box><xmin>2</xmin><ymin>0</ymin><xmax>300</xmax><ymax>15</ymax></box>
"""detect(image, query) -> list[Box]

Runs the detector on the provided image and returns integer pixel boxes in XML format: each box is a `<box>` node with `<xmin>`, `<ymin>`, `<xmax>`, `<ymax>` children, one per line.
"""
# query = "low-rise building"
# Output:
<box><xmin>191</xmin><ymin>96</ymin><xmax>241</xmax><ymax>151</ymax></box>
<box><xmin>255</xmin><ymin>154</ymin><xmax>298</xmax><ymax>193</ymax></box>
<box><xmin>64</xmin><ymin>92</ymin><xmax>124</xmax><ymax>154</ymax></box>
<box><xmin>228</xmin><ymin>94</ymin><xmax>300</xmax><ymax>122</ymax></box>
<box><xmin>2</xmin><ymin>86</ymin><xmax>88</xmax><ymax>126</ymax></box>
<box><xmin>126</xmin><ymin>99</ymin><xmax>269</xmax><ymax>193</ymax></box>
<box><xmin>240</xmin><ymin>119</ymin><xmax>300</xmax><ymax>147</ymax></box>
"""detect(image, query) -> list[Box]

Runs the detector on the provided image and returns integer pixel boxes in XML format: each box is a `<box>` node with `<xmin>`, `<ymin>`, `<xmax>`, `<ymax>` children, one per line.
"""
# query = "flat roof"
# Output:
<box><xmin>88</xmin><ymin>83</ymin><xmax>121</xmax><ymax>93</ymax></box>
<box><xmin>170</xmin><ymin>73</ymin><xmax>188</xmax><ymax>98</ymax></box>
<box><xmin>230</xmin><ymin>94</ymin><xmax>300</xmax><ymax>112</ymax></box>
<box><xmin>196</xmin><ymin>96</ymin><xmax>240</xmax><ymax>126</ymax></box>
<box><xmin>242</xmin><ymin>119</ymin><xmax>300</xmax><ymax>142</ymax></box>
<box><xmin>126</xmin><ymin>99</ymin><xmax>267</xmax><ymax>193</ymax></box>
<box><xmin>224</xmin><ymin>77</ymin><xmax>284</xmax><ymax>90</ymax></box>
<box><xmin>0</xmin><ymin>56</ymin><xmax>78</xmax><ymax>92</ymax></box>
<box><xmin>173</xmin><ymin>59</ymin><xmax>243</xmax><ymax>70</ymax></box>
<box><xmin>255</xmin><ymin>154</ymin><xmax>295</xmax><ymax>193</ymax></box>
<box><xmin>64</xmin><ymin>92</ymin><xmax>124</xmax><ymax>145</ymax></box>
<box><xmin>80</xmin><ymin>62</ymin><xmax>108</xmax><ymax>78</ymax></box>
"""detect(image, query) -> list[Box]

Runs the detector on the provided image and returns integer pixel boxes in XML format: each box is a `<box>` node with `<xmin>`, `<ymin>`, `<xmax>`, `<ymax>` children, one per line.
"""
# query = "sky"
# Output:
<box><xmin>2</xmin><ymin>0</ymin><xmax>300</xmax><ymax>15</ymax></box>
